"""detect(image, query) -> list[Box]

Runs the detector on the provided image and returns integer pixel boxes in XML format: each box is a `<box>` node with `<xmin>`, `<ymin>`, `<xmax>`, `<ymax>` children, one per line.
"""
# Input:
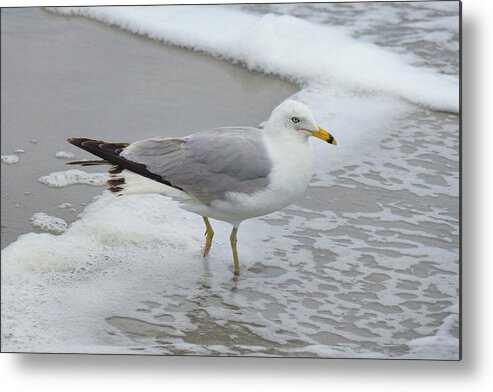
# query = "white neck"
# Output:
<box><xmin>260</xmin><ymin>131</ymin><xmax>314</xmax><ymax>209</ymax></box>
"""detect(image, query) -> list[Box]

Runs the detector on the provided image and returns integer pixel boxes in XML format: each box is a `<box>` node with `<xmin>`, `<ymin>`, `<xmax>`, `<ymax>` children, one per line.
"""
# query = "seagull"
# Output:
<box><xmin>67</xmin><ymin>100</ymin><xmax>336</xmax><ymax>276</ymax></box>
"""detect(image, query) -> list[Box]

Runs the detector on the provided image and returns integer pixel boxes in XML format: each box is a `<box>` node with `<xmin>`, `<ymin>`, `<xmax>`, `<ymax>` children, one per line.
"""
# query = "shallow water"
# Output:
<box><xmin>1</xmin><ymin>3</ymin><xmax>459</xmax><ymax>359</ymax></box>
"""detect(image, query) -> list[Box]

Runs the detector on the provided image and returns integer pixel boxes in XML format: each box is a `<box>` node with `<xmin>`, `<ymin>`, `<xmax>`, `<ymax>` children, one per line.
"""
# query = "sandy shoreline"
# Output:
<box><xmin>0</xmin><ymin>8</ymin><xmax>297</xmax><ymax>248</ymax></box>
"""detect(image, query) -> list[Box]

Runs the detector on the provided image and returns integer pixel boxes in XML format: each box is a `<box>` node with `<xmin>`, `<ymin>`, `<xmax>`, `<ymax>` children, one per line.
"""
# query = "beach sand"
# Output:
<box><xmin>1</xmin><ymin>8</ymin><xmax>297</xmax><ymax>248</ymax></box>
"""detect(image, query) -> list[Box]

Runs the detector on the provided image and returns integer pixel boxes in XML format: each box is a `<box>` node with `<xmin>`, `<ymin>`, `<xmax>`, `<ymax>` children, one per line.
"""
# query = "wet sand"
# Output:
<box><xmin>1</xmin><ymin>8</ymin><xmax>297</xmax><ymax>248</ymax></box>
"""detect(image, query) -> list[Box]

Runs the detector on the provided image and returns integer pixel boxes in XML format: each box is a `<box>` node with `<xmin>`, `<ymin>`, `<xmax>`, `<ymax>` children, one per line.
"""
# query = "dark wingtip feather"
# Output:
<box><xmin>67</xmin><ymin>137</ymin><xmax>89</xmax><ymax>146</ymax></box>
<box><xmin>66</xmin><ymin>160</ymin><xmax>110</xmax><ymax>166</ymax></box>
<box><xmin>109</xmin><ymin>166</ymin><xmax>123</xmax><ymax>174</ymax></box>
<box><xmin>108</xmin><ymin>178</ymin><xmax>125</xmax><ymax>187</ymax></box>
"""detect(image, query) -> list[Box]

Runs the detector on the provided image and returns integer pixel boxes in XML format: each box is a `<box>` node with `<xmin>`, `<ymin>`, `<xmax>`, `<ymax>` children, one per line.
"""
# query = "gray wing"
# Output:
<box><xmin>120</xmin><ymin>127</ymin><xmax>272</xmax><ymax>204</ymax></box>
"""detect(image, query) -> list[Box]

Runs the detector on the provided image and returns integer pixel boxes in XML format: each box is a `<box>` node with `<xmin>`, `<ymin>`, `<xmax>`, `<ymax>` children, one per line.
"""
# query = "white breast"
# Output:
<box><xmin>263</xmin><ymin>133</ymin><xmax>314</xmax><ymax>206</ymax></box>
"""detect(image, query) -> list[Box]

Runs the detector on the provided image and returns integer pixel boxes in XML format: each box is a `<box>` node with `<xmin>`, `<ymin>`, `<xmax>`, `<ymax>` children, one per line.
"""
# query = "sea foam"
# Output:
<box><xmin>1</xmin><ymin>155</ymin><xmax>19</xmax><ymax>164</ymax></box>
<box><xmin>39</xmin><ymin>169</ymin><xmax>108</xmax><ymax>187</ymax></box>
<box><xmin>48</xmin><ymin>6</ymin><xmax>458</xmax><ymax>113</ymax></box>
<box><xmin>30</xmin><ymin>213</ymin><xmax>68</xmax><ymax>234</ymax></box>
<box><xmin>55</xmin><ymin>151</ymin><xmax>75</xmax><ymax>159</ymax></box>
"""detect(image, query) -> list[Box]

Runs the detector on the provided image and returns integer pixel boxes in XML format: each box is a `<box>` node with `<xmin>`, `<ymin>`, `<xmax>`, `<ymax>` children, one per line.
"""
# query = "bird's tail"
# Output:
<box><xmin>67</xmin><ymin>137</ymin><xmax>185</xmax><ymax>197</ymax></box>
<box><xmin>67</xmin><ymin>137</ymin><xmax>131</xmax><ymax>193</ymax></box>
<box><xmin>66</xmin><ymin>159</ymin><xmax>110</xmax><ymax>166</ymax></box>
<box><xmin>67</xmin><ymin>137</ymin><xmax>129</xmax><ymax>163</ymax></box>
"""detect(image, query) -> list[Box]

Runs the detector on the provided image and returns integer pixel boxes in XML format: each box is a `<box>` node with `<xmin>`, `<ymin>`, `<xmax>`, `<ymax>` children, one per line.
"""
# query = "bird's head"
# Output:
<box><xmin>266</xmin><ymin>99</ymin><xmax>337</xmax><ymax>145</ymax></box>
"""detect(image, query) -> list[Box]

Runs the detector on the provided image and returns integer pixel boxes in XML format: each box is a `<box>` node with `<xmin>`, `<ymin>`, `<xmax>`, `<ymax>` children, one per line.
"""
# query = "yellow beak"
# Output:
<box><xmin>311</xmin><ymin>126</ymin><xmax>337</xmax><ymax>145</ymax></box>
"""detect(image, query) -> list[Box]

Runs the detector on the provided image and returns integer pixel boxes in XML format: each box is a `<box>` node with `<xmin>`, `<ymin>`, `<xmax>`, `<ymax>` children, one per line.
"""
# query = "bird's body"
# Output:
<box><xmin>67</xmin><ymin>100</ymin><xmax>336</xmax><ymax>275</ymax></box>
<box><xmin>112</xmin><ymin>127</ymin><xmax>314</xmax><ymax>226</ymax></box>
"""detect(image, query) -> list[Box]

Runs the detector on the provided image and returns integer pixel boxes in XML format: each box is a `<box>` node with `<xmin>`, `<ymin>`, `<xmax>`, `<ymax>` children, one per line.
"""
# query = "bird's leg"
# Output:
<box><xmin>230</xmin><ymin>227</ymin><xmax>240</xmax><ymax>276</ymax></box>
<box><xmin>202</xmin><ymin>217</ymin><xmax>214</xmax><ymax>257</ymax></box>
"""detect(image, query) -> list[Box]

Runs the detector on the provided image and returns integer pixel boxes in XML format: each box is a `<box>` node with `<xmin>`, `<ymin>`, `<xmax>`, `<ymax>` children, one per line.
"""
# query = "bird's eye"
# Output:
<box><xmin>292</xmin><ymin>117</ymin><xmax>300</xmax><ymax>123</ymax></box>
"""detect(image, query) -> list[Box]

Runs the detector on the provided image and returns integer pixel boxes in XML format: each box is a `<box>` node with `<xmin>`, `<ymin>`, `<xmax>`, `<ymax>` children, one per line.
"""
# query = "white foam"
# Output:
<box><xmin>406</xmin><ymin>335</ymin><xmax>459</xmax><ymax>360</ymax></box>
<box><xmin>2</xmin><ymin>193</ymin><xmax>197</xmax><ymax>276</ymax></box>
<box><xmin>48</xmin><ymin>6</ymin><xmax>458</xmax><ymax>113</ymax></box>
<box><xmin>1</xmin><ymin>155</ymin><xmax>19</xmax><ymax>164</ymax></box>
<box><xmin>405</xmin><ymin>312</ymin><xmax>459</xmax><ymax>359</ymax></box>
<box><xmin>55</xmin><ymin>151</ymin><xmax>75</xmax><ymax>159</ymax></box>
<box><xmin>39</xmin><ymin>169</ymin><xmax>108</xmax><ymax>187</ymax></box>
<box><xmin>14</xmin><ymin>149</ymin><xmax>25</xmax><ymax>154</ymax></box>
<box><xmin>30</xmin><ymin>213</ymin><xmax>68</xmax><ymax>235</ymax></box>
